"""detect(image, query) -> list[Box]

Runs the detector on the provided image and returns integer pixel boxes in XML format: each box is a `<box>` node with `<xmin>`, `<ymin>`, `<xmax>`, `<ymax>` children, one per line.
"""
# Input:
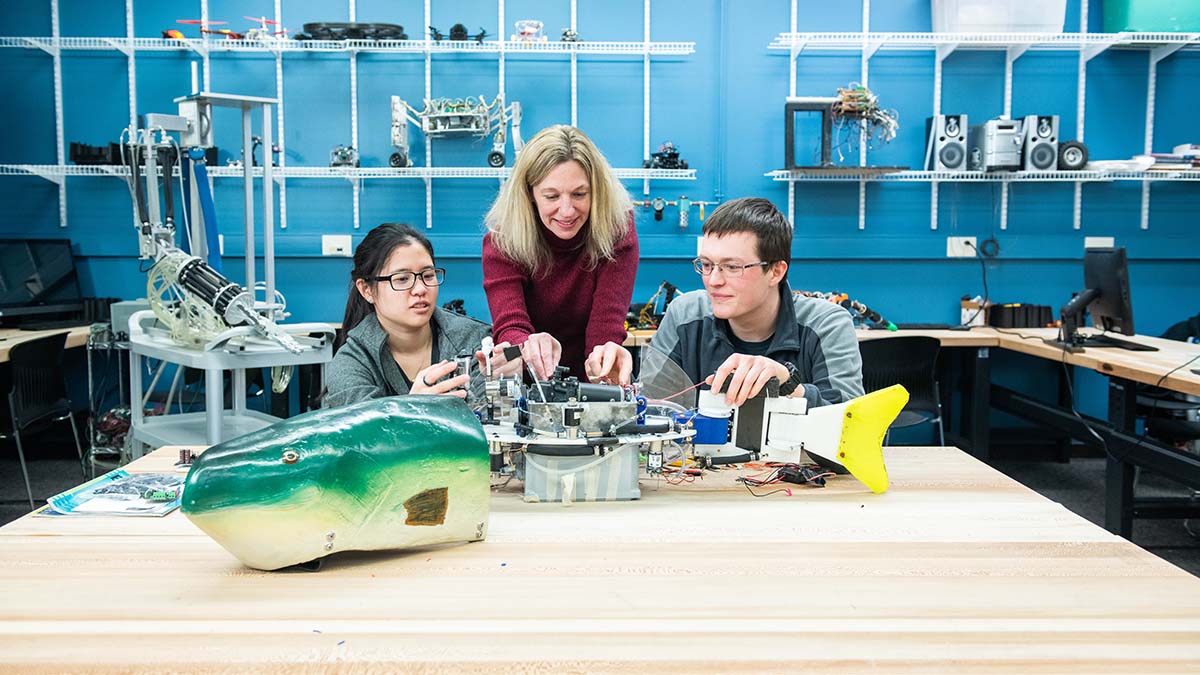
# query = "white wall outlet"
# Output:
<box><xmin>322</xmin><ymin>234</ymin><xmax>352</xmax><ymax>257</ymax></box>
<box><xmin>1084</xmin><ymin>236</ymin><xmax>1115</xmax><ymax>249</ymax></box>
<box><xmin>696</xmin><ymin>235</ymin><xmax>704</xmax><ymax>257</ymax></box>
<box><xmin>946</xmin><ymin>236</ymin><xmax>976</xmax><ymax>258</ymax></box>
<box><xmin>217</xmin><ymin>234</ymin><xmax>224</xmax><ymax>256</ymax></box>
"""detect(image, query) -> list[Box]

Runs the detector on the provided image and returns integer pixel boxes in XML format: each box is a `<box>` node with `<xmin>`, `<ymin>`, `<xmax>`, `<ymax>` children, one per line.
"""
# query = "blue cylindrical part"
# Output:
<box><xmin>675</xmin><ymin>412</ymin><xmax>730</xmax><ymax>445</ymax></box>
<box><xmin>188</xmin><ymin>146</ymin><xmax>222</xmax><ymax>273</ymax></box>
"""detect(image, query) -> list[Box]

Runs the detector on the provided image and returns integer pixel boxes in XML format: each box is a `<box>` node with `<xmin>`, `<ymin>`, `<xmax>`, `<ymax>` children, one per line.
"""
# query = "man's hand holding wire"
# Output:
<box><xmin>708</xmin><ymin>353</ymin><xmax>790</xmax><ymax>407</ymax></box>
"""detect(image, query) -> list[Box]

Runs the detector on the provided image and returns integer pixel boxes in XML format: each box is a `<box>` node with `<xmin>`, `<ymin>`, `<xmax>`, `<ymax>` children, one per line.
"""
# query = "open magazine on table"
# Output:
<box><xmin>36</xmin><ymin>469</ymin><xmax>185</xmax><ymax>517</ymax></box>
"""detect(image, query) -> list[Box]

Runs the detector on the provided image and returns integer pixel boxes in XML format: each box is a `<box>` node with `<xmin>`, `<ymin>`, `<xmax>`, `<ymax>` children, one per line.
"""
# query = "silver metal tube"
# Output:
<box><xmin>262</xmin><ymin>103</ymin><xmax>275</xmax><ymax>320</ymax></box>
<box><xmin>242</xmin><ymin>105</ymin><xmax>255</xmax><ymax>295</ymax></box>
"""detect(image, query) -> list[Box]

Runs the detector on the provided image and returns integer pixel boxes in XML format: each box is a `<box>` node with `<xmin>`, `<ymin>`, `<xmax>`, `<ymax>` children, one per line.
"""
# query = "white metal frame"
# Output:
<box><xmin>4</xmin><ymin>1</ymin><xmax>696</xmax><ymax>231</ymax></box>
<box><xmin>772</xmin><ymin>0</ymin><xmax>1200</xmax><ymax>230</ymax></box>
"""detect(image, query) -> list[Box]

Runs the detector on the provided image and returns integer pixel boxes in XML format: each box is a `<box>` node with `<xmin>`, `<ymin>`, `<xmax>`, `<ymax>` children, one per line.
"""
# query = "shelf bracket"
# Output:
<box><xmin>934</xmin><ymin>43</ymin><xmax>958</xmax><ymax>62</ymax></box>
<box><xmin>1081</xmin><ymin>37</ymin><xmax>1115</xmax><ymax>63</ymax></box>
<box><xmin>1149</xmin><ymin>42</ymin><xmax>1187</xmax><ymax>66</ymax></box>
<box><xmin>103</xmin><ymin>37</ymin><xmax>132</xmax><ymax>57</ymax></box>
<box><xmin>789</xmin><ymin>36</ymin><xmax>807</xmax><ymax>60</ymax></box>
<box><xmin>863</xmin><ymin>37</ymin><xmax>886</xmax><ymax>61</ymax></box>
<box><xmin>24</xmin><ymin>166</ymin><xmax>64</xmax><ymax>186</ymax></box>
<box><xmin>25</xmin><ymin>37</ymin><xmax>58</xmax><ymax>57</ymax></box>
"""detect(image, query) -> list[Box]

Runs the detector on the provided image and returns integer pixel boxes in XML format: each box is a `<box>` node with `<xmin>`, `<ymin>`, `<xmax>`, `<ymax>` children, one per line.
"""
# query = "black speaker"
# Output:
<box><xmin>925</xmin><ymin>114</ymin><xmax>968</xmax><ymax>171</ymax></box>
<box><xmin>1021</xmin><ymin>115</ymin><xmax>1059</xmax><ymax>172</ymax></box>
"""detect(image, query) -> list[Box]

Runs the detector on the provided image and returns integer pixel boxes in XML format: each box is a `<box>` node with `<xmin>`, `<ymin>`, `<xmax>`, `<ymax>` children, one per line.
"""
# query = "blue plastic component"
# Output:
<box><xmin>187</xmin><ymin>146</ymin><xmax>222</xmax><ymax>273</ymax></box>
<box><xmin>679</xmin><ymin>412</ymin><xmax>730</xmax><ymax>445</ymax></box>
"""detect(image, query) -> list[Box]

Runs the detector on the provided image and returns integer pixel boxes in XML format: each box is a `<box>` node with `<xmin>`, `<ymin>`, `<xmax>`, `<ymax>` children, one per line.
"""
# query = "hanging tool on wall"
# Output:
<box><xmin>633</xmin><ymin>197</ymin><xmax>719</xmax><ymax>230</ymax></box>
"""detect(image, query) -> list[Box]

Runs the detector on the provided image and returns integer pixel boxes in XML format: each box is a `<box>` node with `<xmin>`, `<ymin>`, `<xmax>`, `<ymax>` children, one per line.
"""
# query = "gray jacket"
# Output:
<box><xmin>322</xmin><ymin>308</ymin><xmax>491</xmax><ymax>408</ymax></box>
<box><xmin>646</xmin><ymin>280</ymin><xmax>864</xmax><ymax>407</ymax></box>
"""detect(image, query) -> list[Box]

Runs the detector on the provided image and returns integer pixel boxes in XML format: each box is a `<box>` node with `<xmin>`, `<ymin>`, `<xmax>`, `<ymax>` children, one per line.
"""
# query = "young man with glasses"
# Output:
<box><xmin>585</xmin><ymin>197</ymin><xmax>864</xmax><ymax>407</ymax></box>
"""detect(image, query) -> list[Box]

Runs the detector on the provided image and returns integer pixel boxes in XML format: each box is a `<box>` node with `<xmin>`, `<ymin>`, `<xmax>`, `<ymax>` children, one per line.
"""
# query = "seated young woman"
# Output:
<box><xmin>323</xmin><ymin>222</ymin><xmax>511</xmax><ymax>407</ymax></box>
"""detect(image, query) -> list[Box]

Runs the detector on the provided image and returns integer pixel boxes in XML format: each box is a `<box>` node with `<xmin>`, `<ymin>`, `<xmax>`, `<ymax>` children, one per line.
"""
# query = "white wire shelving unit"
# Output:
<box><xmin>3</xmin><ymin>0</ymin><xmax>696</xmax><ymax>230</ymax></box>
<box><xmin>0</xmin><ymin>164</ymin><xmax>696</xmax><ymax>181</ymax></box>
<box><xmin>770</xmin><ymin>0</ymin><xmax>1200</xmax><ymax>230</ymax></box>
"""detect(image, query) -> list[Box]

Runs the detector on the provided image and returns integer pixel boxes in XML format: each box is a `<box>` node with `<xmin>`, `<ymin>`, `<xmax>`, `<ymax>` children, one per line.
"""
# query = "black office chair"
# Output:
<box><xmin>858</xmin><ymin>336</ymin><xmax>944</xmax><ymax>445</ymax></box>
<box><xmin>0</xmin><ymin>332</ymin><xmax>85</xmax><ymax>510</ymax></box>
<box><xmin>1137</xmin><ymin>313</ymin><xmax>1200</xmax><ymax>449</ymax></box>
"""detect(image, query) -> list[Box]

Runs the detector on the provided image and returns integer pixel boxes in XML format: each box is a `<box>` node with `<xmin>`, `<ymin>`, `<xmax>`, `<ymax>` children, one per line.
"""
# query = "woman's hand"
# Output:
<box><xmin>410</xmin><ymin>360</ymin><xmax>469</xmax><ymax>398</ymax></box>
<box><xmin>585</xmin><ymin>342</ymin><xmax>634</xmax><ymax>386</ymax></box>
<box><xmin>475</xmin><ymin>341</ymin><xmax>525</xmax><ymax>378</ymax></box>
<box><xmin>521</xmin><ymin>333</ymin><xmax>562</xmax><ymax>380</ymax></box>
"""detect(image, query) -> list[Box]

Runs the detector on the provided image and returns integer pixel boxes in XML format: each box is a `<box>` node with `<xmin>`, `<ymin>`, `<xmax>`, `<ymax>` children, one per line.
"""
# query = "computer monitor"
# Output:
<box><xmin>0</xmin><ymin>239</ymin><xmax>83</xmax><ymax>322</ymax></box>
<box><xmin>1047</xmin><ymin>246</ymin><xmax>1156</xmax><ymax>353</ymax></box>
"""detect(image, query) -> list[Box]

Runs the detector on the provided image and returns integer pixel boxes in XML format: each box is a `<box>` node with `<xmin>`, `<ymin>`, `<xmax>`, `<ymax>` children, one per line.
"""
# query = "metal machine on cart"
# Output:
<box><xmin>121</xmin><ymin>92</ymin><xmax>334</xmax><ymax>457</ymax></box>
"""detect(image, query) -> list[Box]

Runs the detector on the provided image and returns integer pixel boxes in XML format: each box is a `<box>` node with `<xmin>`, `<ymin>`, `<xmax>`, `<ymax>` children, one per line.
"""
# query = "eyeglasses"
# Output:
<box><xmin>373</xmin><ymin>267</ymin><xmax>445</xmax><ymax>291</ymax></box>
<box><xmin>692</xmin><ymin>258</ymin><xmax>772</xmax><ymax>277</ymax></box>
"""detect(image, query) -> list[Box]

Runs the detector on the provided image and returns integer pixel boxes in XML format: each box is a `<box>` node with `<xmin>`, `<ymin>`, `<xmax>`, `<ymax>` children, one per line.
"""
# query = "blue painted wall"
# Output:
<box><xmin>2</xmin><ymin>1</ymin><xmax>1197</xmax><ymax>417</ymax></box>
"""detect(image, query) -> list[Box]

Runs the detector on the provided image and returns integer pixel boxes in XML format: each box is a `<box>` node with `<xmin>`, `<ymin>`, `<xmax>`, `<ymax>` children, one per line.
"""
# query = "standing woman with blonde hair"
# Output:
<box><xmin>482</xmin><ymin>125</ymin><xmax>638</xmax><ymax>380</ymax></box>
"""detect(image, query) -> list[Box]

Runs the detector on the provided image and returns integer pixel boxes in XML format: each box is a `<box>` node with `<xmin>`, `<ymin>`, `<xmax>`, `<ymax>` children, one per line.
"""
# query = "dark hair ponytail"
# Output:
<box><xmin>334</xmin><ymin>223</ymin><xmax>436</xmax><ymax>353</ymax></box>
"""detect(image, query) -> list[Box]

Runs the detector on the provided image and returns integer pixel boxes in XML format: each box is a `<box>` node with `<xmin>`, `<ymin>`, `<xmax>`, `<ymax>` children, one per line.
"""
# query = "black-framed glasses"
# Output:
<box><xmin>692</xmin><ymin>258</ymin><xmax>771</xmax><ymax>277</ymax></box>
<box><xmin>373</xmin><ymin>267</ymin><xmax>445</xmax><ymax>291</ymax></box>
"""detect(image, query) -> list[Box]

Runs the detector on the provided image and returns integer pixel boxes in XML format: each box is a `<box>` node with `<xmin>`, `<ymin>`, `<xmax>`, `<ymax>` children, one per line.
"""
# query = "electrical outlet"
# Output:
<box><xmin>1084</xmin><ymin>236</ymin><xmax>1115</xmax><ymax>249</ymax></box>
<box><xmin>696</xmin><ymin>235</ymin><xmax>704</xmax><ymax>257</ymax></box>
<box><xmin>322</xmin><ymin>234</ymin><xmax>352</xmax><ymax>257</ymax></box>
<box><xmin>217</xmin><ymin>234</ymin><xmax>224</xmax><ymax>256</ymax></box>
<box><xmin>946</xmin><ymin>236</ymin><xmax>976</xmax><ymax>258</ymax></box>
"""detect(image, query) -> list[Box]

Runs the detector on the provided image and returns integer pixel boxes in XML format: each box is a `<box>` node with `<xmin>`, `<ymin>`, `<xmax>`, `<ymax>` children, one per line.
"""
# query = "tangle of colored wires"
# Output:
<box><xmin>736</xmin><ymin>462</ymin><xmax>834</xmax><ymax>497</ymax></box>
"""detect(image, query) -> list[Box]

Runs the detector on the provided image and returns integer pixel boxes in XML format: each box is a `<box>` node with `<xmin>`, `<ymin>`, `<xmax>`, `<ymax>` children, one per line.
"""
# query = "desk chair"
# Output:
<box><xmin>859</xmin><ymin>336</ymin><xmax>944</xmax><ymax>445</ymax></box>
<box><xmin>0</xmin><ymin>332</ymin><xmax>85</xmax><ymax>510</ymax></box>
<box><xmin>1137</xmin><ymin>314</ymin><xmax>1200</xmax><ymax>450</ymax></box>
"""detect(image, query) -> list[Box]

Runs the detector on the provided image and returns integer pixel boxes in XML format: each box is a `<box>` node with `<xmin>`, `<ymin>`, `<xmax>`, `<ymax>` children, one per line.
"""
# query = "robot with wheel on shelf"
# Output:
<box><xmin>390</xmin><ymin>95</ymin><xmax>524</xmax><ymax>168</ymax></box>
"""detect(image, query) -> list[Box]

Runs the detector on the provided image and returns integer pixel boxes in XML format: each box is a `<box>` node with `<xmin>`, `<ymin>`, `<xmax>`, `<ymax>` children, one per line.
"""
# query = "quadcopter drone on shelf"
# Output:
<box><xmin>242</xmin><ymin>16</ymin><xmax>289</xmax><ymax>42</ymax></box>
<box><xmin>390</xmin><ymin>95</ymin><xmax>523</xmax><ymax>168</ymax></box>
<box><xmin>430</xmin><ymin>24</ymin><xmax>488</xmax><ymax>43</ymax></box>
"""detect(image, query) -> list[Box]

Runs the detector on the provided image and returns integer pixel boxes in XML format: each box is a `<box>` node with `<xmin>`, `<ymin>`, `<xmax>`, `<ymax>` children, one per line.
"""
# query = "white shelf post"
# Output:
<box><xmin>50</xmin><ymin>0</ymin><xmax>66</xmax><ymax>227</ymax></box>
<box><xmin>642</xmin><ymin>0</ymin><xmax>651</xmax><ymax>197</ymax></box>
<box><xmin>274</xmin><ymin>0</ymin><xmax>288</xmax><ymax>230</ymax></box>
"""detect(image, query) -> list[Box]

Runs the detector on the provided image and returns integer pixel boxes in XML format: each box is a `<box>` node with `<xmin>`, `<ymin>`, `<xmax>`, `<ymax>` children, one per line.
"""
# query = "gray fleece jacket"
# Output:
<box><xmin>646</xmin><ymin>280</ymin><xmax>864</xmax><ymax>408</ymax></box>
<box><xmin>322</xmin><ymin>308</ymin><xmax>491</xmax><ymax>408</ymax></box>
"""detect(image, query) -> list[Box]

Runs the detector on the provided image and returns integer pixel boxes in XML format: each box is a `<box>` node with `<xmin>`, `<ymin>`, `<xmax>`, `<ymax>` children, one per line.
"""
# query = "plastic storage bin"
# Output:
<box><xmin>932</xmin><ymin>0</ymin><xmax>1068</xmax><ymax>33</ymax></box>
<box><xmin>523</xmin><ymin>444</ymin><xmax>641</xmax><ymax>503</ymax></box>
<box><xmin>1103</xmin><ymin>0</ymin><xmax>1200</xmax><ymax>32</ymax></box>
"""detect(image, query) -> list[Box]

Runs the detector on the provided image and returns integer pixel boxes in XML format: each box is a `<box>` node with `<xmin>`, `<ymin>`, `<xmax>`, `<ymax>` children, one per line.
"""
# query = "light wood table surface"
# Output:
<box><xmin>2</xmin><ymin>445</ymin><xmax>1199</xmax><ymax>673</ymax></box>
<box><xmin>627</xmin><ymin>327</ymin><xmax>1002</xmax><ymax>349</ymax></box>
<box><xmin>0</xmin><ymin>326</ymin><xmax>91</xmax><ymax>363</ymax></box>
<box><xmin>991</xmin><ymin>327</ymin><xmax>1200</xmax><ymax>396</ymax></box>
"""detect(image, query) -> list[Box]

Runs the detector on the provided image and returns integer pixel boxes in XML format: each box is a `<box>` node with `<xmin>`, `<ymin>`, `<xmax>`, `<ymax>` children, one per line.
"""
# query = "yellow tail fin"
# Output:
<box><xmin>835</xmin><ymin>385</ymin><xmax>909</xmax><ymax>494</ymax></box>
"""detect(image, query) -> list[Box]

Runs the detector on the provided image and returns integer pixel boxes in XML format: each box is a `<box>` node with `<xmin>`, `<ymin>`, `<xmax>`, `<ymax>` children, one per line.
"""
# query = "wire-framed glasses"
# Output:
<box><xmin>692</xmin><ymin>258</ymin><xmax>771</xmax><ymax>277</ymax></box>
<box><xmin>373</xmin><ymin>267</ymin><xmax>445</xmax><ymax>291</ymax></box>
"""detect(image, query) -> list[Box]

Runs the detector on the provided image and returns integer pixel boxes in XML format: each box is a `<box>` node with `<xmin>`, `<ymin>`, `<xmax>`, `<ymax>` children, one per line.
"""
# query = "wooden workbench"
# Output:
<box><xmin>2</xmin><ymin>445</ymin><xmax>1198</xmax><ymax>673</ymax></box>
<box><xmin>990</xmin><ymin>327</ymin><xmax>1200</xmax><ymax>397</ymax></box>
<box><xmin>0</xmin><ymin>326</ymin><xmax>91</xmax><ymax>363</ymax></box>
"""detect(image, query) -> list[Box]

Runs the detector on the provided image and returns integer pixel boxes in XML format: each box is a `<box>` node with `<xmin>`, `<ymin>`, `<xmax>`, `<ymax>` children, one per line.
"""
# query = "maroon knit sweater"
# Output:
<box><xmin>482</xmin><ymin>220</ymin><xmax>639</xmax><ymax>378</ymax></box>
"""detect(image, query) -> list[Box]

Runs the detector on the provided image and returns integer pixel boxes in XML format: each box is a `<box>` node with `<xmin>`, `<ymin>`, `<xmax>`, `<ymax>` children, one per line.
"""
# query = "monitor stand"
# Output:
<box><xmin>1043</xmin><ymin>331</ymin><xmax>1159</xmax><ymax>353</ymax></box>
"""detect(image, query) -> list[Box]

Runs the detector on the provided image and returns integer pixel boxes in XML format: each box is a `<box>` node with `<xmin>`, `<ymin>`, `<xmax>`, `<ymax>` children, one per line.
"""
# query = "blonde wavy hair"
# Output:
<box><xmin>485</xmin><ymin>125</ymin><xmax>632</xmax><ymax>275</ymax></box>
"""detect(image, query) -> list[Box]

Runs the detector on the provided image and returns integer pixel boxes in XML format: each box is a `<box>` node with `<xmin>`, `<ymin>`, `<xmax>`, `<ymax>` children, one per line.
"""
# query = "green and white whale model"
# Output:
<box><xmin>181</xmin><ymin>396</ymin><xmax>490</xmax><ymax>571</ymax></box>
